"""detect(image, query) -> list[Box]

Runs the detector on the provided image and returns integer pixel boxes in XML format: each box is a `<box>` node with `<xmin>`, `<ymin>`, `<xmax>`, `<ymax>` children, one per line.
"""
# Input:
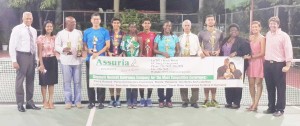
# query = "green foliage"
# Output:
<box><xmin>8</xmin><ymin>0</ymin><xmax>56</xmax><ymax>10</ymax></box>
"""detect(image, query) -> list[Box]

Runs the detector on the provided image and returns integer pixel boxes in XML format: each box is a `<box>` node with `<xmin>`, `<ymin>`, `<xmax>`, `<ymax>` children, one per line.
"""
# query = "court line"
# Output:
<box><xmin>292</xmin><ymin>106</ymin><xmax>300</xmax><ymax>110</ymax></box>
<box><xmin>86</xmin><ymin>107</ymin><xmax>96</xmax><ymax>126</ymax></box>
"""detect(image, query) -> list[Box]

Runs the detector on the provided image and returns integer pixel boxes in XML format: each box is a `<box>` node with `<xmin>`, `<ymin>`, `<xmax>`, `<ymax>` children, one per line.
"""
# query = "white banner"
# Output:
<box><xmin>89</xmin><ymin>57</ymin><xmax>244</xmax><ymax>88</ymax></box>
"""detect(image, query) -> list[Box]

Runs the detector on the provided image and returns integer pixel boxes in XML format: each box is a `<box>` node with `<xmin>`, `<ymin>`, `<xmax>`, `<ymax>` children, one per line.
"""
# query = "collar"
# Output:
<box><xmin>21</xmin><ymin>23</ymin><xmax>31</xmax><ymax>28</ymax></box>
<box><xmin>183</xmin><ymin>32</ymin><xmax>191</xmax><ymax>36</ymax></box>
<box><xmin>270</xmin><ymin>28</ymin><xmax>282</xmax><ymax>35</ymax></box>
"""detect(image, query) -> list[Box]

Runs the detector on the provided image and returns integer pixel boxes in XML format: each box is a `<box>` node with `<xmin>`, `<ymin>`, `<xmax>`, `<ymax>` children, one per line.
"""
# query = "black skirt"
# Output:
<box><xmin>39</xmin><ymin>56</ymin><xmax>58</xmax><ymax>85</ymax></box>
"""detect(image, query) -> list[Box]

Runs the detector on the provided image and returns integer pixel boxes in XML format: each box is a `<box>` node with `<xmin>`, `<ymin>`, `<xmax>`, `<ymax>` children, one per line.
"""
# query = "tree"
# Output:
<box><xmin>8</xmin><ymin>0</ymin><xmax>62</xmax><ymax>34</ymax></box>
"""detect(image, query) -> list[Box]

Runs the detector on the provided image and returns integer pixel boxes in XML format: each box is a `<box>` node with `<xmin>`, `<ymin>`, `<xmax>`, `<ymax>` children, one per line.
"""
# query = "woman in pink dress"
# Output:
<box><xmin>244</xmin><ymin>21</ymin><xmax>266</xmax><ymax>111</ymax></box>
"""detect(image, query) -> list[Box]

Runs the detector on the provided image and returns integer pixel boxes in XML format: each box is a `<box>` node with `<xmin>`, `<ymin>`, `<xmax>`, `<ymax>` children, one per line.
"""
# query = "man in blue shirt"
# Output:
<box><xmin>83</xmin><ymin>13</ymin><xmax>110</xmax><ymax>109</ymax></box>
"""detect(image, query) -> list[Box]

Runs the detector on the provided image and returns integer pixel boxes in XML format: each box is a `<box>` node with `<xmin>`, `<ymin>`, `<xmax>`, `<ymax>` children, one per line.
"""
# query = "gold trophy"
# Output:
<box><xmin>93</xmin><ymin>36</ymin><xmax>98</xmax><ymax>52</ymax></box>
<box><xmin>77</xmin><ymin>38</ymin><xmax>82</xmax><ymax>57</ymax></box>
<box><xmin>209</xmin><ymin>31</ymin><xmax>216</xmax><ymax>56</ymax></box>
<box><xmin>113</xmin><ymin>34</ymin><xmax>120</xmax><ymax>55</ymax></box>
<box><xmin>165</xmin><ymin>38</ymin><xmax>170</xmax><ymax>52</ymax></box>
<box><xmin>183</xmin><ymin>41</ymin><xmax>190</xmax><ymax>56</ymax></box>
<box><xmin>67</xmin><ymin>41</ymin><xmax>72</xmax><ymax>55</ymax></box>
<box><xmin>145</xmin><ymin>38</ymin><xmax>150</xmax><ymax>56</ymax></box>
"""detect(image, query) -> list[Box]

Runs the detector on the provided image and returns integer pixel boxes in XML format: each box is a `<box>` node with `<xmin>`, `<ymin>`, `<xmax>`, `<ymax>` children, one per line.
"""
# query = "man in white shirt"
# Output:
<box><xmin>9</xmin><ymin>12</ymin><xmax>41</xmax><ymax>112</ymax></box>
<box><xmin>55</xmin><ymin>16</ymin><xmax>83</xmax><ymax>109</ymax></box>
<box><xmin>179</xmin><ymin>19</ymin><xmax>204</xmax><ymax>108</ymax></box>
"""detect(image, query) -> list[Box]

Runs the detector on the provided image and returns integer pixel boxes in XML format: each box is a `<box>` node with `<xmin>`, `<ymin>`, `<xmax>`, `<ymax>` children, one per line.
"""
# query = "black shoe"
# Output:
<box><xmin>263</xmin><ymin>109</ymin><xmax>276</xmax><ymax>114</ymax></box>
<box><xmin>231</xmin><ymin>104</ymin><xmax>240</xmax><ymax>109</ymax></box>
<box><xmin>98</xmin><ymin>103</ymin><xmax>104</xmax><ymax>109</ymax></box>
<box><xmin>191</xmin><ymin>103</ymin><xmax>199</xmax><ymax>108</ymax></box>
<box><xmin>18</xmin><ymin>105</ymin><xmax>25</xmax><ymax>112</ymax></box>
<box><xmin>182</xmin><ymin>103</ymin><xmax>188</xmax><ymax>108</ymax></box>
<box><xmin>273</xmin><ymin>111</ymin><xmax>284</xmax><ymax>117</ymax></box>
<box><xmin>26</xmin><ymin>104</ymin><xmax>41</xmax><ymax>110</ymax></box>
<box><xmin>225</xmin><ymin>104</ymin><xmax>232</xmax><ymax>108</ymax></box>
<box><xmin>87</xmin><ymin>103</ymin><xmax>95</xmax><ymax>109</ymax></box>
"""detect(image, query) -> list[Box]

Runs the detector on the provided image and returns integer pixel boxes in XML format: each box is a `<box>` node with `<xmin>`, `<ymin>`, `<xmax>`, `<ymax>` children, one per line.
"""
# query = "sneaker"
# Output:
<box><xmin>263</xmin><ymin>109</ymin><xmax>276</xmax><ymax>114</ymax></box>
<box><xmin>225</xmin><ymin>104</ymin><xmax>232</xmax><ymax>108</ymax></box>
<box><xmin>132</xmin><ymin>105</ymin><xmax>137</xmax><ymax>109</ymax></box>
<box><xmin>76</xmin><ymin>103</ymin><xmax>83</xmax><ymax>109</ymax></box>
<box><xmin>65</xmin><ymin>103</ymin><xmax>72</xmax><ymax>109</ymax></box>
<box><xmin>108</xmin><ymin>101</ymin><xmax>115</xmax><ymax>108</ymax></box>
<box><xmin>167</xmin><ymin>102</ymin><xmax>173</xmax><ymax>108</ymax></box>
<box><xmin>127</xmin><ymin>104</ymin><xmax>132</xmax><ymax>109</ymax></box>
<box><xmin>159</xmin><ymin>102</ymin><xmax>164</xmax><ymax>108</ymax></box>
<box><xmin>273</xmin><ymin>111</ymin><xmax>284</xmax><ymax>117</ymax></box>
<box><xmin>231</xmin><ymin>104</ymin><xmax>240</xmax><ymax>109</ymax></box>
<box><xmin>182</xmin><ymin>103</ymin><xmax>188</xmax><ymax>108</ymax></box>
<box><xmin>87</xmin><ymin>103</ymin><xmax>95</xmax><ymax>109</ymax></box>
<box><xmin>202</xmin><ymin>100</ymin><xmax>209</xmax><ymax>108</ymax></box>
<box><xmin>116</xmin><ymin>101</ymin><xmax>121</xmax><ymax>108</ymax></box>
<box><xmin>211</xmin><ymin>100</ymin><xmax>220</xmax><ymax>108</ymax></box>
<box><xmin>139</xmin><ymin>98</ymin><xmax>145</xmax><ymax>107</ymax></box>
<box><xmin>146</xmin><ymin>98</ymin><xmax>152</xmax><ymax>107</ymax></box>
<box><xmin>97</xmin><ymin>103</ymin><xmax>104</xmax><ymax>109</ymax></box>
<box><xmin>191</xmin><ymin>103</ymin><xmax>199</xmax><ymax>108</ymax></box>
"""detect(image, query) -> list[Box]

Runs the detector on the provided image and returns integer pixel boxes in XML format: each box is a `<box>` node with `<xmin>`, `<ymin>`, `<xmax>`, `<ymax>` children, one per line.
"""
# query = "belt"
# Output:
<box><xmin>43</xmin><ymin>54</ymin><xmax>55</xmax><ymax>57</ymax></box>
<box><xmin>265</xmin><ymin>60</ymin><xmax>284</xmax><ymax>64</ymax></box>
<box><xmin>17</xmin><ymin>51</ymin><xmax>32</xmax><ymax>55</ymax></box>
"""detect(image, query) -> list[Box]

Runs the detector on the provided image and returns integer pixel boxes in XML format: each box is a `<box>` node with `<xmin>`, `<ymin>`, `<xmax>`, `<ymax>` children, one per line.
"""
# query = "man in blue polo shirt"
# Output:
<box><xmin>83</xmin><ymin>12</ymin><xmax>110</xmax><ymax>109</ymax></box>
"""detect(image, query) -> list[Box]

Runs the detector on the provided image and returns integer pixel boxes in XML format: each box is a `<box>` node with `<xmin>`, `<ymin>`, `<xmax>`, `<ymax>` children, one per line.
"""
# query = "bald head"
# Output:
<box><xmin>182</xmin><ymin>20</ymin><xmax>191</xmax><ymax>34</ymax></box>
<box><xmin>22</xmin><ymin>12</ymin><xmax>33</xmax><ymax>26</ymax></box>
<box><xmin>65</xmin><ymin>16</ymin><xmax>76</xmax><ymax>31</ymax></box>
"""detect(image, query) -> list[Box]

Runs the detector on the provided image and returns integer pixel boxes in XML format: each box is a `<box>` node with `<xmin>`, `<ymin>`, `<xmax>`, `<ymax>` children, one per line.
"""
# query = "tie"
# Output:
<box><xmin>184</xmin><ymin>34</ymin><xmax>190</xmax><ymax>56</ymax></box>
<box><xmin>27</xmin><ymin>27</ymin><xmax>35</xmax><ymax>54</ymax></box>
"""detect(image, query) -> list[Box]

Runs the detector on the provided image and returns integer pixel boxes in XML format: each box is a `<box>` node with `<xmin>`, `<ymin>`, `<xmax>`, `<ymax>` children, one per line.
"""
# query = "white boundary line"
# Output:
<box><xmin>86</xmin><ymin>107</ymin><xmax>96</xmax><ymax>126</ymax></box>
<box><xmin>292</xmin><ymin>106</ymin><xmax>300</xmax><ymax>110</ymax></box>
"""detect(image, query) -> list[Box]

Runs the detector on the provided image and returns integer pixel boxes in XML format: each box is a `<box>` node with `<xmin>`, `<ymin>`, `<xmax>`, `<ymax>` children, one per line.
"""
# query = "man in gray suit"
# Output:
<box><xmin>9</xmin><ymin>12</ymin><xmax>41</xmax><ymax>112</ymax></box>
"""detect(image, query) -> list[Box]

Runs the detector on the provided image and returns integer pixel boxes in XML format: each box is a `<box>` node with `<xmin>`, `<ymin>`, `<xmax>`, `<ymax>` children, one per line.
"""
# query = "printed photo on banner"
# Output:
<box><xmin>214</xmin><ymin>57</ymin><xmax>244</xmax><ymax>80</ymax></box>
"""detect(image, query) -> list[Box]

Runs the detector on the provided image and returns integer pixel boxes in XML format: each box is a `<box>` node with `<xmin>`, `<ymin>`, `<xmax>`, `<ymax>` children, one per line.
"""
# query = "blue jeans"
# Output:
<box><xmin>61</xmin><ymin>64</ymin><xmax>82</xmax><ymax>104</ymax></box>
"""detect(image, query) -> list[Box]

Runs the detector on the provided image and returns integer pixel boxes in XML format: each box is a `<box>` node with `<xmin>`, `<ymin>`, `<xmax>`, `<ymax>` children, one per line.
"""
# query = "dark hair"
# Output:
<box><xmin>206</xmin><ymin>14</ymin><xmax>215</xmax><ymax>19</ymax></box>
<box><xmin>42</xmin><ymin>20</ymin><xmax>54</xmax><ymax>36</ymax></box>
<box><xmin>228</xmin><ymin>23</ymin><xmax>240</xmax><ymax>31</ymax></box>
<box><xmin>229</xmin><ymin>62</ymin><xmax>237</xmax><ymax>72</ymax></box>
<box><xmin>160</xmin><ymin>20</ymin><xmax>173</xmax><ymax>40</ymax></box>
<box><xmin>142</xmin><ymin>17</ymin><xmax>151</xmax><ymax>23</ymax></box>
<box><xmin>111</xmin><ymin>17</ymin><xmax>121</xmax><ymax>23</ymax></box>
<box><xmin>128</xmin><ymin>22</ymin><xmax>138</xmax><ymax>34</ymax></box>
<box><xmin>91</xmin><ymin>12</ymin><xmax>101</xmax><ymax>19</ymax></box>
<box><xmin>268</xmin><ymin>16</ymin><xmax>280</xmax><ymax>25</ymax></box>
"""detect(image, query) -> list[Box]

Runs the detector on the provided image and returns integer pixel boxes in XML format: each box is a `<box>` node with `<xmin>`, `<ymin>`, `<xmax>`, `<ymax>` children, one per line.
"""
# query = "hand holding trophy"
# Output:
<box><xmin>66</xmin><ymin>41</ymin><xmax>72</xmax><ymax>55</ymax></box>
<box><xmin>93</xmin><ymin>36</ymin><xmax>98</xmax><ymax>53</ymax></box>
<box><xmin>77</xmin><ymin>37</ymin><xmax>82</xmax><ymax>57</ymax></box>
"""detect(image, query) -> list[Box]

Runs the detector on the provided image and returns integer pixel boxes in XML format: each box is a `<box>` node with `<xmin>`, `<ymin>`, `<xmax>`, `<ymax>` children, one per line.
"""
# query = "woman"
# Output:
<box><xmin>120</xmin><ymin>23</ymin><xmax>140</xmax><ymax>109</ymax></box>
<box><xmin>229</xmin><ymin>62</ymin><xmax>242</xmax><ymax>79</ymax></box>
<box><xmin>154</xmin><ymin>20</ymin><xmax>180</xmax><ymax>108</ymax></box>
<box><xmin>220</xmin><ymin>23</ymin><xmax>251</xmax><ymax>109</ymax></box>
<box><xmin>244</xmin><ymin>21</ymin><xmax>265</xmax><ymax>111</ymax></box>
<box><xmin>37</xmin><ymin>20</ymin><xmax>58</xmax><ymax>109</ymax></box>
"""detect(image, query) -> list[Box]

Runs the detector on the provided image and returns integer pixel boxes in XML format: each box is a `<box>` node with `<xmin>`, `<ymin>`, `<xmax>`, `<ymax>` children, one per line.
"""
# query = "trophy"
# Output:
<box><xmin>145</xmin><ymin>38</ymin><xmax>150</xmax><ymax>56</ymax></box>
<box><xmin>165</xmin><ymin>38</ymin><xmax>170</xmax><ymax>52</ymax></box>
<box><xmin>93</xmin><ymin>36</ymin><xmax>98</xmax><ymax>52</ymax></box>
<box><xmin>209</xmin><ymin>31</ymin><xmax>216</xmax><ymax>56</ymax></box>
<box><xmin>113</xmin><ymin>34</ymin><xmax>120</xmax><ymax>55</ymax></box>
<box><xmin>129</xmin><ymin>37</ymin><xmax>135</xmax><ymax>57</ymax></box>
<box><xmin>67</xmin><ymin>41</ymin><xmax>72</xmax><ymax>55</ymax></box>
<box><xmin>77</xmin><ymin>38</ymin><xmax>82</xmax><ymax>57</ymax></box>
<box><xmin>183</xmin><ymin>41</ymin><xmax>190</xmax><ymax>56</ymax></box>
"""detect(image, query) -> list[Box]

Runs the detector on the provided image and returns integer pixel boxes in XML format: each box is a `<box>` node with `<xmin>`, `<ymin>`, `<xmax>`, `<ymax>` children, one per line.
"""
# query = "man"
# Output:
<box><xmin>107</xmin><ymin>17</ymin><xmax>125</xmax><ymax>108</ymax></box>
<box><xmin>55</xmin><ymin>16</ymin><xmax>83</xmax><ymax>109</ymax></box>
<box><xmin>137</xmin><ymin>18</ymin><xmax>156</xmax><ymax>107</ymax></box>
<box><xmin>179</xmin><ymin>20</ymin><xmax>204</xmax><ymax>108</ymax></box>
<box><xmin>9</xmin><ymin>12</ymin><xmax>41</xmax><ymax>112</ymax></box>
<box><xmin>83</xmin><ymin>13</ymin><xmax>110</xmax><ymax>109</ymax></box>
<box><xmin>198</xmin><ymin>15</ymin><xmax>224</xmax><ymax>108</ymax></box>
<box><xmin>217</xmin><ymin>58</ymin><xmax>230</xmax><ymax>80</ymax></box>
<box><xmin>263</xmin><ymin>16</ymin><xmax>293</xmax><ymax>117</ymax></box>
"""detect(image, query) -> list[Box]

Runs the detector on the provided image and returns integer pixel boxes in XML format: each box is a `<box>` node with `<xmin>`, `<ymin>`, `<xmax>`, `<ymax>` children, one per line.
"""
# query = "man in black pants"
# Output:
<box><xmin>83</xmin><ymin>13</ymin><xmax>110</xmax><ymax>109</ymax></box>
<box><xmin>263</xmin><ymin>16</ymin><xmax>293</xmax><ymax>117</ymax></box>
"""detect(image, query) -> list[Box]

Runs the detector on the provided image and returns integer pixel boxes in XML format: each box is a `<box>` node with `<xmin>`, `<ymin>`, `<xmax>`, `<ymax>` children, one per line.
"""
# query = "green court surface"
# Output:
<box><xmin>1</xmin><ymin>105</ymin><xmax>300</xmax><ymax>126</ymax></box>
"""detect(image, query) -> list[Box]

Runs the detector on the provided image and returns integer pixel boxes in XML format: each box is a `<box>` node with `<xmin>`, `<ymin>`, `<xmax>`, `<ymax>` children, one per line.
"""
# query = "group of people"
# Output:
<box><xmin>9</xmin><ymin>12</ymin><xmax>293</xmax><ymax>117</ymax></box>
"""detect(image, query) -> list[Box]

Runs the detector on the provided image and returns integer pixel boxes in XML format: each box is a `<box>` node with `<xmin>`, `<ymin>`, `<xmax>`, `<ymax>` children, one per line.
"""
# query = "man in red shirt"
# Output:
<box><xmin>137</xmin><ymin>18</ymin><xmax>156</xmax><ymax>107</ymax></box>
